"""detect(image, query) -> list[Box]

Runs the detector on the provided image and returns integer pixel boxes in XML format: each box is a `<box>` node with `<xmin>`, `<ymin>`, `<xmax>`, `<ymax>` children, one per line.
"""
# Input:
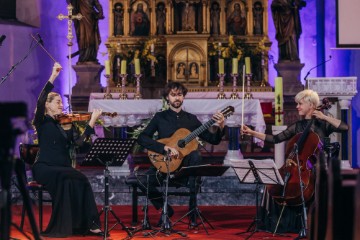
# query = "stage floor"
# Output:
<box><xmin>11</xmin><ymin>205</ymin><xmax>297</xmax><ymax>240</ymax></box>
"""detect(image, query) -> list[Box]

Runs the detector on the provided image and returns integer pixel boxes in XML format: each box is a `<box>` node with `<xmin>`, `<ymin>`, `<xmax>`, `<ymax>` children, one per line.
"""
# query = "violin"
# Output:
<box><xmin>54</xmin><ymin>113</ymin><xmax>92</xmax><ymax>125</ymax></box>
<box><xmin>267</xmin><ymin>98</ymin><xmax>331</xmax><ymax>206</ymax></box>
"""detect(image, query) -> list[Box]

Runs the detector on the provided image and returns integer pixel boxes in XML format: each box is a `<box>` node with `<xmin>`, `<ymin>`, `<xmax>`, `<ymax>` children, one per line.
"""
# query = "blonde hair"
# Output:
<box><xmin>295</xmin><ymin>89</ymin><xmax>320</xmax><ymax>108</ymax></box>
<box><xmin>46</xmin><ymin>92</ymin><xmax>60</xmax><ymax>103</ymax></box>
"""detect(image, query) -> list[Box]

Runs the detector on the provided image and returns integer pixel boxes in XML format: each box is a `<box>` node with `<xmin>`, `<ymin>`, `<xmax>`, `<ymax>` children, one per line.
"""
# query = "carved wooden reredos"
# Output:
<box><xmin>106</xmin><ymin>0</ymin><xmax>271</xmax><ymax>87</ymax></box>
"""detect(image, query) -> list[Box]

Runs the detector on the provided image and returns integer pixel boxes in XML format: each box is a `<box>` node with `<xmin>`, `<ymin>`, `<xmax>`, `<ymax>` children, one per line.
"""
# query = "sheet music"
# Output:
<box><xmin>232</xmin><ymin>159</ymin><xmax>284</xmax><ymax>185</ymax></box>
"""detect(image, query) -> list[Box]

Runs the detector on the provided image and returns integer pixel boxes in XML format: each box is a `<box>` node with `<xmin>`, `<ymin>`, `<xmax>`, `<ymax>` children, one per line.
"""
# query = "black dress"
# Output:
<box><xmin>259</xmin><ymin>119</ymin><xmax>348</xmax><ymax>233</ymax></box>
<box><xmin>32</xmin><ymin>82</ymin><xmax>100</xmax><ymax>237</ymax></box>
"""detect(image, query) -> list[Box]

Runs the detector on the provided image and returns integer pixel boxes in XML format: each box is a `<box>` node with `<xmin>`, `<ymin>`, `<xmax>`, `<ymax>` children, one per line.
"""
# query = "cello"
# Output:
<box><xmin>267</xmin><ymin>98</ymin><xmax>331</xmax><ymax>206</ymax></box>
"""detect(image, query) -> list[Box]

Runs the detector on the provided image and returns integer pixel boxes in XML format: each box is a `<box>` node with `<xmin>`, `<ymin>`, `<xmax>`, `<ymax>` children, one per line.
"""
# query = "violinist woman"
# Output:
<box><xmin>32</xmin><ymin>62</ymin><xmax>104</xmax><ymax>237</ymax></box>
<box><xmin>242</xmin><ymin>89</ymin><xmax>348</xmax><ymax>233</ymax></box>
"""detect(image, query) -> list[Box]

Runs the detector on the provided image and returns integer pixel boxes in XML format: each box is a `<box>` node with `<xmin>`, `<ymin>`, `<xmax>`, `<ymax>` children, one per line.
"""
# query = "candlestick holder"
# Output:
<box><xmin>119</xmin><ymin>74</ymin><xmax>128</xmax><ymax>100</ymax></box>
<box><xmin>217</xmin><ymin>73</ymin><xmax>226</xmax><ymax>99</ymax></box>
<box><xmin>103</xmin><ymin>74</ymin><xmax>113</xmax><ymax>99</ymax></box>
<box><xmin>133</xmin><ymin>73</ymin><xmax>142</xmax><ymax>99</ymax></box>
<box><xmin>230</xmin><ymin>73</ymin><xmax>239</xmax><ymax>99</ymax></box>
<box><xmin>245</xmin><ymin>73</ymin><xmax>253</xmax><ymax>99</ymax></box>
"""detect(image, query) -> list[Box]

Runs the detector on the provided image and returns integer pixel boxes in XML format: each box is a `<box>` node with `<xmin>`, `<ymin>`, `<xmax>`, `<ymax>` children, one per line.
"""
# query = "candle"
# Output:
<box><xmin>232</xmin><ymin>58</ymin><xmax>238</xmax><ymax>74</ymax></box>
<box><xmin>275</xmin><ymin>77</ymin><xmax>284</xmax><ymax>126</ymax></box>
<box><xmin>105</xmin><ymin>60</ymin><xmax>110</xmax><ymax>75</ymax></box>
<box><xmin>135</xmin><ymin>59</ymin><xmax>141</xmax><ymax>75</ymax></box>
<box><xmin>218</xmin><ymin>59</ymin><xmax>224</xmax><ymax>74</ymax></box>
<box><xmin>241</xmin><ymin>65</ymin><xmax>245</xmax><ymax>129</ymax></box>
<box><xmin>150</xmin><ymin>43</ymin><xmax>154</xmax><ymax>53</ymax></box>
<box><xmin>120</xmin><ymin>60</ymin><xmax>127</xmax><ymax>74</ymax></box>
<box><xmin>245</xmin><ymin>57</ymin><xmax>251</xmax><ymax>74</ymax></box>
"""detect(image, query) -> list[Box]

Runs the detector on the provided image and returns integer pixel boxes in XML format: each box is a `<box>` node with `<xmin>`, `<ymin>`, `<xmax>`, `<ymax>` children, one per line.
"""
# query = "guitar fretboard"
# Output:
<box><xmin>183</xmin><ymin>119</ymin><xmax>216</xmax><ymax>145</ymax></box>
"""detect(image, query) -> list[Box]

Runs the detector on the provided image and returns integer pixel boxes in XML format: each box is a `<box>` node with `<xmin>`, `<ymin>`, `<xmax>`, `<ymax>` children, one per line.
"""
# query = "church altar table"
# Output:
<box><xmin>89</xmin><ymin>91</ymin><xmax>275</xmax><ymax>102</ymax></box>
<box><xmin>88</xmin><ymin>99</ymin><xmax>266</xmax><ymax>145</ymax></box>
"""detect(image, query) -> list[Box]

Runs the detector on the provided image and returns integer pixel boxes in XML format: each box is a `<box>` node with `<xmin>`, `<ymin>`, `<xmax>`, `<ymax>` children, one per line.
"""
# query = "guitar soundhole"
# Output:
<box><xmin>177</xmin><ymin>139</ymin><xmax>186</xmax><ymax>148</ymax></box>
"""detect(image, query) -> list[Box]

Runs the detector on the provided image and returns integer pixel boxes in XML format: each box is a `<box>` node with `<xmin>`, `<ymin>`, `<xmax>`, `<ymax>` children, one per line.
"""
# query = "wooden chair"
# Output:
<box><xmin>18</xmin><ymin>143</ymin><xmax>51</xmax><ymax>233</ymax></box>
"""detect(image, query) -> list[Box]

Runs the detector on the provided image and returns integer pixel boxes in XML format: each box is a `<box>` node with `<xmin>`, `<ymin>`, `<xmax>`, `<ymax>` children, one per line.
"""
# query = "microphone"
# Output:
<box><xmin>0</xmin><ymin>35</ymin><xmax>6</xmax><ymax>46</ymax></box>
<box><xmin>304</xmin><ymin>55</ymin><xmax>332</xmax><ymax>81</ymax></box>
<box><xmin>36</xmin><ymin>33</ymin><xmax>44</xmax><ymax>46</ymax></box>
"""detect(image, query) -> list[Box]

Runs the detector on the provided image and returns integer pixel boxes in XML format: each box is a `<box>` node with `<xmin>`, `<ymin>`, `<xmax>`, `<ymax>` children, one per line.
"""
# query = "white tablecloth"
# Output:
<box><xmin>88</xmin><ymin>99</ymin><xmax>266</xmax><ymax>144</ymax></box>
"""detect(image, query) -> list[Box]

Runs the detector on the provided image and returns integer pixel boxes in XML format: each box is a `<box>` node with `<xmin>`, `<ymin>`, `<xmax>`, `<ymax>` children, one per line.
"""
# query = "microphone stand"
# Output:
<box><xmin>304</xmin><ymin>56</ymin><xmax>332</xmax><ymax>85</ymax></box>
<box><xmin>294</xmin><ymin>143</ymin><xmax>308</xmax><ymax>239</ymax></box>
<box><xmin>0</xmin><ymin>36</ymin><xmax>42</xmax><ymax>86</ymax></box>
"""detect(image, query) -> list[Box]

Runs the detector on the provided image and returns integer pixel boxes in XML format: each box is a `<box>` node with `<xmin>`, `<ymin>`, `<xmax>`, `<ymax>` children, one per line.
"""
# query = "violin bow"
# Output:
<box><xmin>241</xmin><ymin>64</ymin><xmax>245</xmax><ymax>138</ymax></box>
<box><xmin>30</xmin><ymin>34</ymin><xmax>57</xmax><ymax>63</ymax></box>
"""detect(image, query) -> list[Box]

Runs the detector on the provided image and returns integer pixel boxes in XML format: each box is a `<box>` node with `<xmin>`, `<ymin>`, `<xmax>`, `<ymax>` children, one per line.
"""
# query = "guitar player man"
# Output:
<box><xmin>137</xmin><ymin>81</ymin><xmax>226</xmax><ymax>227</ymax></box>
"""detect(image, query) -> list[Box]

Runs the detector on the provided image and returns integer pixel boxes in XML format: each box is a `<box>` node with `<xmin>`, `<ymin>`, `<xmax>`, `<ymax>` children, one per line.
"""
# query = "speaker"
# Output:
<box><xmin>0</xmin><ymin>0</ymin><xmax>16</xmax><ymax>20</ymax></box>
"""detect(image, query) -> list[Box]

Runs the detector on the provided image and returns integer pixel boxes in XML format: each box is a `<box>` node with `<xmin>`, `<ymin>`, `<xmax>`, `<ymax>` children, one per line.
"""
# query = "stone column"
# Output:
<box><xmin>272</xmin><ymin>125</ymin><xmax>287</xmax><ymax>168</ymax></box>
<box><xmin>274</xmin><ymin>61</ymin><xmax>304</xmax><ymax>95</ymax></box>
<box><xmin>202</xmin><ymin>0</ymin><xmax>208</xmax><ymax>33</ymax></box>
<box><xmin>339</xmin><ymin>98</ymin><xmax>351</xmax><ymax>161</ymax></box>
<box><xmin>220</xmin><ymin>0</ymin><xmax>226</xmax><ymax>35</ymax></box>
<box><xmin>124</xmin><ymin>1</ymin><xmax>130</xmax><ymax>36</ymax></box>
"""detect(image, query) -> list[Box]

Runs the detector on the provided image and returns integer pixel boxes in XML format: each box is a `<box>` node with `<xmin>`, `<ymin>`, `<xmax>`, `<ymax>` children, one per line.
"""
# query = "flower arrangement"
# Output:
<box><xmin>209</xmin><ymin>35</ymin><xmax>269</xmax><ymax>60</ymax></box>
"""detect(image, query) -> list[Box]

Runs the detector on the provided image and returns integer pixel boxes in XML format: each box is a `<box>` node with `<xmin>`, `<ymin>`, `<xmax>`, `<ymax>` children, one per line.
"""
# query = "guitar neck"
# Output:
<box><xmin>183</xmin><ymin>119</ymin><xmax>216</xmax><ymax>145</ymax></box>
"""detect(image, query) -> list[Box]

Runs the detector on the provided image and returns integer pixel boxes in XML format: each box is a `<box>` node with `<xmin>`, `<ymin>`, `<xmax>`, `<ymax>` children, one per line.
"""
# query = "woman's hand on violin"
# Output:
<box><xmin>49</xmin><ymin>62</ymin><xmax>62</xmax><ymax>83</ymax></box>
<box><xmin>312</xmin><ymin>110</ymin><xmax>326</xmax><ymax>120</ymax></box>
<box><xmin>88</xmin><ymin>109</ymin><xmax>103</xmax><ymax>128</ymax></box>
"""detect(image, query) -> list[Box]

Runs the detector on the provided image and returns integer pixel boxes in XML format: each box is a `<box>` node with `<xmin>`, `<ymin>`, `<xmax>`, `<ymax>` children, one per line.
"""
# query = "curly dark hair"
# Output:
<box><xmin>162</xmin><ymin>81</ymin><xmax>188</xmax><ymax>99</ymax></box>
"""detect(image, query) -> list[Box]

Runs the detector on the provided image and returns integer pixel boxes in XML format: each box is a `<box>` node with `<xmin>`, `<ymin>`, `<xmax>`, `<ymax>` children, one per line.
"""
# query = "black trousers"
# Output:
<box><xmin>137</xmin><ymin>151</ymin><xmax>202</xmax><ymax>210</ymax></box>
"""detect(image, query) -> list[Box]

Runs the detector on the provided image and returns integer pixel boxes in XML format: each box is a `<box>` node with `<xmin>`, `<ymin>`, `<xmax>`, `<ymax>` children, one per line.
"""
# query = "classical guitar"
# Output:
<box><xmin>148</xmin><ymin>106</ymin><xmax>234</xmax><ymax>173</ymax></box>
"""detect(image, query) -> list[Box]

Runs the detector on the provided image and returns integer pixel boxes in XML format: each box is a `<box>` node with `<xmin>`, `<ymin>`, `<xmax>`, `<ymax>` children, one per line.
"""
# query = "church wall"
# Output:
<box><xmin>0</xmin><ymin>0</ymin><xmax>359</xmax><ymax>166</ymax></box>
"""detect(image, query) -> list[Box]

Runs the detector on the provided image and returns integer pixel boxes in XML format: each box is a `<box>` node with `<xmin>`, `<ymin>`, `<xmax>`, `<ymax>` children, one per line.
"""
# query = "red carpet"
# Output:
<box><xmin>11</xmin><ymin>205</ymin><xmax>297</xmax><ymax>239</ymax></box>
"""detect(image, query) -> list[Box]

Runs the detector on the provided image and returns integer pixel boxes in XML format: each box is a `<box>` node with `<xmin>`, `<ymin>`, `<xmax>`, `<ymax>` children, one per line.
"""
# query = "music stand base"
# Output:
<box><xmin>173</xmin><ymin>207</ymin><xmax>214</xmax><ymax>235</ymax></box>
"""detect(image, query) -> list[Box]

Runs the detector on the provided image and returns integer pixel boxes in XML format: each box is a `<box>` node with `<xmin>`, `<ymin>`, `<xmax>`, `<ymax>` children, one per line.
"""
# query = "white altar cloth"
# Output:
<box><xmin>88</xmin><ymin>99</ymin><xmax>265</xmax><ymax>145</ymax></box>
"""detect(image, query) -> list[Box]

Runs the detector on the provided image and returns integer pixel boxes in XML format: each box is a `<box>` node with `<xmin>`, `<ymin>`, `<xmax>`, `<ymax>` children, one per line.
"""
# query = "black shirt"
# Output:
<box><xmin>138</xmin><ymin>108</ymin><xmax>225</xmax><ymax>154</ymax></box>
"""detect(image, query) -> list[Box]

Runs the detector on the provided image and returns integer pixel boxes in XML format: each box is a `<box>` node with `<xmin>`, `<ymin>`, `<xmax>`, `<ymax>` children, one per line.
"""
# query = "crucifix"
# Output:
<box><xmin>274</xmin><ymin>95</ymin><xmax>284</xmax><ymax>125</ymax></box>
<box><xmin>57</xmin><ymin>3</ymin><xmax>83</xmax><ymax>112</ymax></box>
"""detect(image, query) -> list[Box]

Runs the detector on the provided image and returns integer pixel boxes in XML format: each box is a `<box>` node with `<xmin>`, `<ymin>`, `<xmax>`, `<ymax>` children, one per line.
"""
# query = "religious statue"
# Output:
<box><xmin>253</xmin><ymin>2</ymin><xmax>263</xmax><ymax>35</ymax></box>
<box><xmin>210</xmin><ymin>2</ymin><xmax>220</xmax><ymax>35</ymax></box>
<box><xmin>66</xmin><ymin>0</ymin><xmax>104</xmax><ymax>63</ymax></box>
<box><xmin>113</xmin><ymin>3</ymin><xmax>124</xmax><ymax>36</ymax></box>
<box><xmin>189</xmin><ymin>62</ymin><xmax>199</xmax><ymax>78</ymax></box>
<box><xmin>156</xmin><ymin>3</ymin><xmax>166</xmax><ymax>35</ymax></box>
<box><xmin>182</xmin><ymin>1</ymin><xmax>195</xmax><ymax>31</ymax></box>
<box><xmin>227</xmin><ymin>3</ymin><xmax>247</xmax><ymax>36</ymax></box>
<box><xmin>271</xmin><ymin>0</ymin><xmax>306</xmax><ymax>61</ymax></box>
<box><xmin>176</xmin><ymin>63</ymin><xmax>186</xmax><ymax>79</ymax></box>
<box><xmin>131</xmin><ymin>3</ymin><xmax>150</xmax><ymax>36</ymax></box>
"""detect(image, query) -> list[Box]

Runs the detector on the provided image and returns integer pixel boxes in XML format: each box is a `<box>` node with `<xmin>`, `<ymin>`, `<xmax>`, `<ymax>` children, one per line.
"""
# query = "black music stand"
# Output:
<box><xmin>172</xmin><ymin>164</ymin><xmax>230</xmax><ymax>234</ymax></box>
<box><xmin>232</xmin><ymin>159</ymin><xmax>284</xmax><ymax>240</ymax></box>
<box><xmin>82</xmin><ymin>138</ymin><xmax>136</xmax><ymax>240</ymax></box>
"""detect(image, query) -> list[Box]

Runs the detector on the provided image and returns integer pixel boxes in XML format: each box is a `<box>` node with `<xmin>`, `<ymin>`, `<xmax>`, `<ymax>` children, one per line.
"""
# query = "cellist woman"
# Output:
<box><xmin>241</xmin><ymin>89</ymin><xmax>348</xmax><ymax>233</ymax></box>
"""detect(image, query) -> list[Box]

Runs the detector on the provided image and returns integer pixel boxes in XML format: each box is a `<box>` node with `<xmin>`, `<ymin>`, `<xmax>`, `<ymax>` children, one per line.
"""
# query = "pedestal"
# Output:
<box><xmin>272</xmin><ymin>125</ymin><xmax>287</xmax><ymax>169</ymax></box>
<box><xmin>225</xmin><ymin>127</ymin><xmax>243</xmax><ymax>165</ymax></box>
<box><xmin>72</xmin><ymin>63</ymin><xmax>103</xmax><ymax>96</ymax></box>
<box><xmin>274</xmin><ymin>61</ymin><xmax>304</xmax><ymax>95</ymax></box>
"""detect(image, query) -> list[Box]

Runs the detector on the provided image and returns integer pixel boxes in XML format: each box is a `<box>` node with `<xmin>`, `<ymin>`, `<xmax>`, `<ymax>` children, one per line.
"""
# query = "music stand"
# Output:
<box><xmin>82</xmin><ymin>138</ymin><xmax>136</xmax><ymax>239</ymax></box>
<box><xmin>172</xmin><ymin>164</ymin><xmax>230</xmax><ymax>234</ymax></box>
<box><xmin>232</xmin><ymin>159</ymin><xmax>284</xmax><ymax>240</ymax></box>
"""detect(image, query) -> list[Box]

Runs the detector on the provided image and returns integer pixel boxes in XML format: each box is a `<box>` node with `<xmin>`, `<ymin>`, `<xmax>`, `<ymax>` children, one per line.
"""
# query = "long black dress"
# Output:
<box><xmin>259</xmin><ymin>118</ymin><xmax>348</xmax><ymax>233</ymax></box>
<box><xmin>32</xmin><ymin>82</ymin><xmax>100</xmax><ymax>237</ymax></box>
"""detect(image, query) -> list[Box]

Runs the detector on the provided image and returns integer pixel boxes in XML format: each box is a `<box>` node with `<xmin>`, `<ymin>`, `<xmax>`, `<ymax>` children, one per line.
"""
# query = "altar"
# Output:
<box><xmin>88</xmin><ymin>98</ymin><xmax>266</xmax><ymax>147</ymax></box>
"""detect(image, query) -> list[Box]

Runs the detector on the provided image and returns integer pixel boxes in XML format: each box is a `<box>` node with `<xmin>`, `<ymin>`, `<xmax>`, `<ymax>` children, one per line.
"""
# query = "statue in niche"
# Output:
<box><xmin>66</xmin><ymin>0</ymin><xmax>104</xmax><ymax>63</ymax></box>
<box><xmin>131</xmin><ymin>3</ymin><xmax>150</xmax><ymax>36</ymax></box>
<box><xmin>182</xmin><ymin>1</ymin><xmax>195</xmax><ymax>31</ymax></box>
<box><xmin>113</xmin><ymin>3</ymin><xmax>124</xmax><ymax>36</ymax></box>
<box><xmin>189</xmin><ymin>62</ymin><xmax>199</xmax><ymax>78</ymax></box>
<box><xmin>271</xmin><ymin>0</ymin><xmax>306</xmax><ymax>61</ymax></box>
<box><xmin>253</xmin><ymin>2</ymin><xmax>263</xmax><ymax>35</ymax></box>
<box><xmin>227</xmin><ymin>3</ymin><xmax>247</xmax><ymax>36</ymax></box>
<box><xmin>156</xmin><ymin>3</ymin><xmax>166</xmax><ymax>35</ymax></box>
<box><xmin>210</xmin><ymin>2</ymin><xmax>220</xmax><ymax>35</ymax></box>
<box><xmin>176</xmin><ymin>63</ymin><xmax>186</xmax><ymax>79</ymax></box>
